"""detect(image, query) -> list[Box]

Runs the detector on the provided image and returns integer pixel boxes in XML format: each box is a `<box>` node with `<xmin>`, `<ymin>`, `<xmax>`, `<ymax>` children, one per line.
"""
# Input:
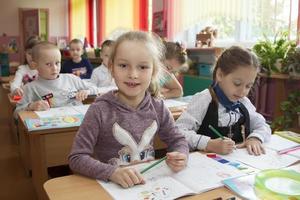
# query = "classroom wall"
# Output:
<box><xmin>0</xmin><ymin>0</ymin><xmax>68</xmax><ymax>37</ymax></box>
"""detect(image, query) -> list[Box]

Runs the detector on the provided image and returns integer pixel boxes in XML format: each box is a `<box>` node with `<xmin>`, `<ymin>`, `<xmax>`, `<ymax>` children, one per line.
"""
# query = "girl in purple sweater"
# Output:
<box><xmin>69</xmin><ymin>31</ymin><xmax>189</xmax><ymax>188</ymax></box>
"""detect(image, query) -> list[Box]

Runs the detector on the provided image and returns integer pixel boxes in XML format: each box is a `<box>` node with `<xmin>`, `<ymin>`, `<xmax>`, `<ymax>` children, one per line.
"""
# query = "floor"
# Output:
<box><xmin>0</xmin><ymin>86</ymin><xmax>37</xmax><ymax>200</ymax></box>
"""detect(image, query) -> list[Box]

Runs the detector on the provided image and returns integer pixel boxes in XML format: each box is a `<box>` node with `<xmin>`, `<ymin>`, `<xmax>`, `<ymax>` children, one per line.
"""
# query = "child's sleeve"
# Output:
<box><xmin>90</xmin><ymin>67</ymin><xmax>99</xmax><ymax>86</ymax></box>
<box><xmin>10</xmin><ymin>66</ymin><xmax>25</xmax><ymax>93</ymax></box>
<box><xmin>243</xmin><ymin>97</ymin><xmax>272</xmax><ymax>143</ymax></box>
<box><xmin>80</xmin><ymin>59</ymin><xmax>93</xmax><ymax>79</ymax></box>
<box><xmin>68</xmin><ymin>104</ymin><xmax>118</xmax><ymax>181</ymax></box>
<box><xmin>175</xmin><ymin>90</ymin><xmax>212</xmax><ymax>151</ymax></box>
<box><xmin>14</xmin><ymin>85</ymin><xmax>36</xmax><ymax>115</ymax></box>
<box><xmin>71</xmin><ymin>74</ymin><xmax>100</xmax><ymax>94</ymax></box>
<box><xmin>157</xmin><ymin>102</ymin><xmax>189</xmax><ymax>156</ymax></box>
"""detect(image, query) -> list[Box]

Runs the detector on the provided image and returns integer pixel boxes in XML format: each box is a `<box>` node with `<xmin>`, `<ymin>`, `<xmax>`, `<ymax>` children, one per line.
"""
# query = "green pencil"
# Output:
<box><xmin>140</xmin><ymin>156</ymin><xmax>167</xmax><ymax>174</ymax></box>
<box><xmin>208</xmin><ymin>125</ymin><xmax>224</xmax><ymax>140</ymax></box>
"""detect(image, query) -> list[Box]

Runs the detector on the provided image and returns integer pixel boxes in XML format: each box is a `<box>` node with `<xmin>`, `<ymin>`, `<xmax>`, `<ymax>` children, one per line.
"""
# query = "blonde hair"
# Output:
<box><xmin>109</xmin><ymin>31</ymin><xmax>165</xmax><ymax>97</ymax></box>
<box><xmin>32</xmin><ymin>42</ymin><xmax>60</xmax><ymax>62</ymax></box>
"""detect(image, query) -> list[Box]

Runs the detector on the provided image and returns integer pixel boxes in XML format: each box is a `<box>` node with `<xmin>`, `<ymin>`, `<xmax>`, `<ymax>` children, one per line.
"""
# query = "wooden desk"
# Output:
<box><xmin>18</xmin><ymin>107</ymin><xmax>184</xmax><ymax>200</ymax></box>
<box><xmin>0</xmin><ymin>75</ymin><xmax>14</xmax><ymax>83</ymax></box>
<box><xmin>44</xmin><ymin>174</ymin><xmax>238</xmax><ymax>200</ymax></box>
<box><xmin>7</xmin><ymin>93</ymin><xmax>19</xmax><ymax>144</ymax></box>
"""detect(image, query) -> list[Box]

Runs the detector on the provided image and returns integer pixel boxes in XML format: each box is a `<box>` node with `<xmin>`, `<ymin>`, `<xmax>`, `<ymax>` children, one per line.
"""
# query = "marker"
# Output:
<box><xmin>208</xmin><ymin>125</ymin><xmax>224</xmax><ymax>140</ymax></box>
<box><xmin>278</xmin><ymin>145</ymin><xmax>300</xmax><ymax>155</ymax></box>
<box><xmin>140</xmin><ymin>156</ymin><xmax>167</xmax><ymax>174</ymax></box>
<box><xmin>206</xmin><ymin>153</ymin><xmax>217</xmax><ymax>158</ymax></box>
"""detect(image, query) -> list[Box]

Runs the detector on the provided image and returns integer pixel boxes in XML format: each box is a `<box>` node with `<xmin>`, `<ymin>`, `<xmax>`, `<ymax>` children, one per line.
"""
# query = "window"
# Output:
<box><xmin>165</xmin><ymin>0</ymin><xmax>298</xmax><ymax>48</ymax></box>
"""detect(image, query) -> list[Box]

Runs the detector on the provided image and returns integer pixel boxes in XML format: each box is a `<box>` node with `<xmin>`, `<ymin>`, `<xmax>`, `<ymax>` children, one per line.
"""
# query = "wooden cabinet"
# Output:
<box><xmin>183</xmin><ymin>75</ymin><xmax>212</xmax><ymax>96</ymax></box>
<box><xmin>252</xmin><ymin>73</ymin><xmax>300</xmax><ymax>131</ymax></box>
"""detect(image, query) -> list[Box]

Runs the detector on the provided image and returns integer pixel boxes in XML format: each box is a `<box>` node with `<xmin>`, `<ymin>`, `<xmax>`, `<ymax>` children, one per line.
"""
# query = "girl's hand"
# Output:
<box><xmin>206</xmin><ymin>138</ymin><xmax>235</xmax><ymax>155</ymax></box>
<box><xmin>28</xmin><ymin>100</ymin><xmax>50</xmax><ymax>111</ymax></box>
<box><xmin>166</xmin><ymin>152</ymin><xmax>187</xmax><ymax>172</ymax></box>
<box><xmin>244</xmin><ymin>137</ymin><xmax>265</xmax><ymax>156</ymax></box>
<box><xmin>13</xmin><ymin>88</ymin><xmax>24</xmax><ymax>96</ymax></box>
<box><xmin>76</xmin><ymin>90</ymin><xmax>89</xmax><ymax>101</ymax></box>
<box><xmin>109</xmin><ymin>167</ymin><xmax>145</xmax><ymax>188</ymax></box>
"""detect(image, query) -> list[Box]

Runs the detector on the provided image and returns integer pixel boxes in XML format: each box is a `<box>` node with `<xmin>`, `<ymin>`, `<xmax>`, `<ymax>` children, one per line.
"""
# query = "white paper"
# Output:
<box><xmin>97</xmin><ymin>153</ymin><xmax>245</xmax><ymax>200</ymax></box>
<box><xmin>265</xmin><ymin>135</ymin><xmax>299</xmax><ymax>151</ymax></box>
<box><xmin>34</xmin><ymin>106</ymin><xmax>82</xmax><ymax>118</ymax></box>
<box><xmin>163</xmin><ymin>99</ymin><xmax>188</xmax><ymax>109</ymax></box>
<box><xmin>221</xmin><ymin>148</ymin><xmax>299</xmax><ymax>170</ymax></box>
<box><xmin>72</xmin><ymin>104</ymin><xmax>90</xmax><ymax>115</ymax></box>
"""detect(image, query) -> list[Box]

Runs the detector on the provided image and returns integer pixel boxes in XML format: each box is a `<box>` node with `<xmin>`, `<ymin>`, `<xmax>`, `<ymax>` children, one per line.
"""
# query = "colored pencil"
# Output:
<box><xmin>208</xmin><ymin>125</ymin><xmax>224</xmax><ymax>140</ymax></box>
<box><xmin>140</xmin><ymin>156</ymin><xmax>167</xmax><ymax>174</ymax></box>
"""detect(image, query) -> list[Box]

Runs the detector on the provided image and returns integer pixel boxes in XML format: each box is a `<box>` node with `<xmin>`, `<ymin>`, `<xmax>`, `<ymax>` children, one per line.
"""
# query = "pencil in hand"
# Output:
<box><xmin>140</xmin><ymin>156</ymin><xmax>167</xmax><ymax>174</ymax></box>
<box><xmin>208</xmin><ymin>125</ymin><xmax>224</xmax><ymax>140</ymax></box>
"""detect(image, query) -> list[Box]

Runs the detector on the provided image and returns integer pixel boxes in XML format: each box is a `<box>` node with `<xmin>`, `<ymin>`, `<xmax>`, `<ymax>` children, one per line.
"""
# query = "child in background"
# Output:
<box><xmin>91</xmin><ymin>40</ymin><xmax>116</xmax><ymax>87</ymax></box>
<box><xmin>15</xmin><ymin>42</ymin><xmax>99</xmax><ymax>113</ymax></box>
<box><xmin>61</xmin><ymin>39</ymin><xmax>93</xmax><ymax>79</ymax></box>
<box><xmin>69</xmin><ymin>31</ymin><xmax>188</xmax><ymax>188</ymax></box>
<box><xmin>176</xmin><ymin>46</ymin><xmax>271</xmax><ymax>155</ymax></box>
<box><xmin>160</xmin><ymin>42</ymin><xmax>189</xmax><ymax>99</ymax></box>
<box><xmin>10</xmin><ymin>36</ymin><xmax>40</xmax><ymax>96</ymax></box>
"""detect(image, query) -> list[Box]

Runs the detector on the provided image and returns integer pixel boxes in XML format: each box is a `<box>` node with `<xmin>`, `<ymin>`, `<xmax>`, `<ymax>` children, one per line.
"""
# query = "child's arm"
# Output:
<box><xmin>240</xmin><ymin>97</ymin><xmax>271</xmax><ymax>155</ymax></box>
<box><xmin>165</xmin><ymin>152</ymin><xmax>188</xmax><ymax>172</ymax></box>
<box><xmin>10</xmin><ymin>65</ymin><xmax>26</xmax><ymax>95</ymax></box>
<box><xmin>27</xmin><ymin>100</ymin><xmax>50</xmax><ymax>111</ymax></box>
<box><xmin>68</xmin><ymin>104</ymin><xmax>119</xmax><ymax>181</ymax></box>
<box><xmin>161</xmin><ymin>69</ymin><xmax>183</xmax><ymax>99</ymax></box>
<box><xmin>206</xmin><ymin>137</ymin><xmax>235</xmax><ymax>155</ymax></box>
<box><xmin>70</xmin><ymin>74</ymin><xmax>100</xmax><ymax>96</ymax></box>
<box><xmin>15</xmin><ymin>85</ymin><xmax>49</xmax><ymax>115</ymax></box>
<box><xmin>156</xmin><ymin>100</ymin><xmax>189</xmax><ymax>167</ymax></box>
<box><xmin>109</xmin><ymin>167</ymin><xmax>145</xmax><ymax>188</ymax></box>
<box><xmin>175</xmin><ymin>90</ymin><xmax>212</xmax><ymax>151</ymax></box>
<box><xmin>80</xmin><ymin>59</ymin><xmax>93</xmax><ymax>79</ymax></box>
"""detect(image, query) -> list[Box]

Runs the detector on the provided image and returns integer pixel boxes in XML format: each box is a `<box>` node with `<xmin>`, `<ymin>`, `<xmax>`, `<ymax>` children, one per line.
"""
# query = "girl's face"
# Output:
<box><xmin>165</xmin><ymin>58</ymin><xmax>181</xmax><ymax>73</ymax></box>
<box><xmin>111</xmin><ymin>40</ymin><xmax>154</xmax><ymax>106</ymax></box>
<box><xmin>100</xmin><ymin>46</ymin><xmax>112</xmax><ymax>67</ymax></box>
<box><xmin>216</xmin><ymin>66</ymin><xmax>257</xmax><ymax>102</ymax></box>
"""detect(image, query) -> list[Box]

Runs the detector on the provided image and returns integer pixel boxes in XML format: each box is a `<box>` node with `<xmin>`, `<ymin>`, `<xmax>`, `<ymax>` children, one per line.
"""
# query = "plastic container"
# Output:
<box><xmin>254</xmin><ymin>169</ymin><xmax>300</xmax><ymax>200</ymax></box>
<box><xmin>196</xmin><ymin>63</ymin><xmax>212</xmax><ymax>76</ymax></box>
<box><xmin>0</xmin><ymin>53</ymin><xmax>10</xmax><ymax>77</ymax></box>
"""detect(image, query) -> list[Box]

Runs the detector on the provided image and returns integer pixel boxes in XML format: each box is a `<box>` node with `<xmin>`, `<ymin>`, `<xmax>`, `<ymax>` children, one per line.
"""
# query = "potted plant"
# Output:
<box><xmin>253</xmin><ymin>31</ymin><xmax>296</xmax><ymax>75</ymax></box>
<box><xmin>284</xmin><ymin>47</ymin><xmax>300</xmax><ymax>77</ymax></box>
<box><xmin>94</xmin><ymin>47</ymin><xmax>101</xmax><ymax>57</ymax></box>
<box><xmin>271</xmin><ymin>91</ymin><xmax>300</xmax><ymax>130</ymax></box>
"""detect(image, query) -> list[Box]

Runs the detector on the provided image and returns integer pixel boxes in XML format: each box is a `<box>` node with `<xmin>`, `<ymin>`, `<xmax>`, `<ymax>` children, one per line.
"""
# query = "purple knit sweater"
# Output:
<box><xmin>69</xmin><ymin>91</ymin><xmax>189</xmax><ymax>181</ymax></box>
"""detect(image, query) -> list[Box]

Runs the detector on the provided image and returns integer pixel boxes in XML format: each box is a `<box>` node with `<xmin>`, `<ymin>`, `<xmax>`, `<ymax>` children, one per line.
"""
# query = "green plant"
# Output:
<box><xmin>94</xmin><ymin>48</ymin><xmax>101</xmax><ymax>57</ymax></box>
<box><xmin>271</xmin><ymin>91</ymin><xmax>300</xmax><ymax>130</ymax></box>
<box><xmin>283</xmin><ymin>47</ymin><xmax>300</xmax><ymax>76</ymax></box>
<box><xmin>253</xmin><ymin>31</ymin><xmax>296</xmax><ymax>75</ymax></box>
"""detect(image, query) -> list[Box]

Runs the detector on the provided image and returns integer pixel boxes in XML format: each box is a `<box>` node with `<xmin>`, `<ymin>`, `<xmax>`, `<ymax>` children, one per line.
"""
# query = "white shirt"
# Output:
<box><xmin>90</xmin><ymin>64</ymin><xmax>115</xmax><ymax>87</ymax></box>
<box><xmin>10</xmin><ymin>64</ymin><xmax>38</xmax><ymax>93</ymax></box>
<box><xmin>175</xmin><ymin>89</ymin><xmax>271</xmax><ymax>151</ymax></box>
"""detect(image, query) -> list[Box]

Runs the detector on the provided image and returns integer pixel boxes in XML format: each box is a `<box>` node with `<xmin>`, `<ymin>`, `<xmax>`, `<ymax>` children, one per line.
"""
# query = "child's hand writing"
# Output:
<box><xmin>13</xmin><ymin>88</ymin><xmax>24</xmax><ymax>96</ymax></box>
<box><xmin>206</xmin><ymin>138</ymin><xmax>235</xmax><ymax>155</ymax></box>
<box><xmin>243</xmin><ymin>137</ymin><xmax>265</xmax><ymax>156</ymax></box>
<box><xmin>109</xmin><ymin>167</ymin><xmax>145</xmax><ymax>188</ymax></box>
<box><xmin>27</xmin><ymin>100</ymin><xmax>50</xmax><ymax>111</ymax></box>
<box><xmin>166</xmin><ymin>152</ymin><xmax>187</xmax><ymax>172</ymax></box>
<box><xmin>76</xmin><ymin>90</ymin><xmax>89</xmax><ymax>101</ymax></box>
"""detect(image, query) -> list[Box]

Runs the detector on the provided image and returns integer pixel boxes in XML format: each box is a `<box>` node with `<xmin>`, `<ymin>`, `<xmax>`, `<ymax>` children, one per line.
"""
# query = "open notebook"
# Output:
<box><xmin>97</xmin><ymin>153</ymin><xmax>245</xmax><ymax>200</ymax></box>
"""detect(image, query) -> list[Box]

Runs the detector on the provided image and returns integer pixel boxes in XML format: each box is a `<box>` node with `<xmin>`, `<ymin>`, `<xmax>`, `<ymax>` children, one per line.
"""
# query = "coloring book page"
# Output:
<box><xmin>97</xmin><ymin>153</ymin><xmax>245</xmax><ymax>200</ymax></box>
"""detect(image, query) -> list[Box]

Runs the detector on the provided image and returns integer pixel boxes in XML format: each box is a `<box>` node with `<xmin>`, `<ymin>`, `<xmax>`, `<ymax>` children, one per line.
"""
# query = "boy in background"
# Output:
<box><xmin>15</xmin><ymin>42</ymin><xmax>99</xmax><ymax>113</ymax></box>
<box><xmin>91</xmin><ymin>40</ymin><xmax>116</xmax><ymax>87</ymax></box>
<box><xmin>61</xmin><ymin>39</ymin><xmax>93</xmax><ymax>79</ymax></box>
